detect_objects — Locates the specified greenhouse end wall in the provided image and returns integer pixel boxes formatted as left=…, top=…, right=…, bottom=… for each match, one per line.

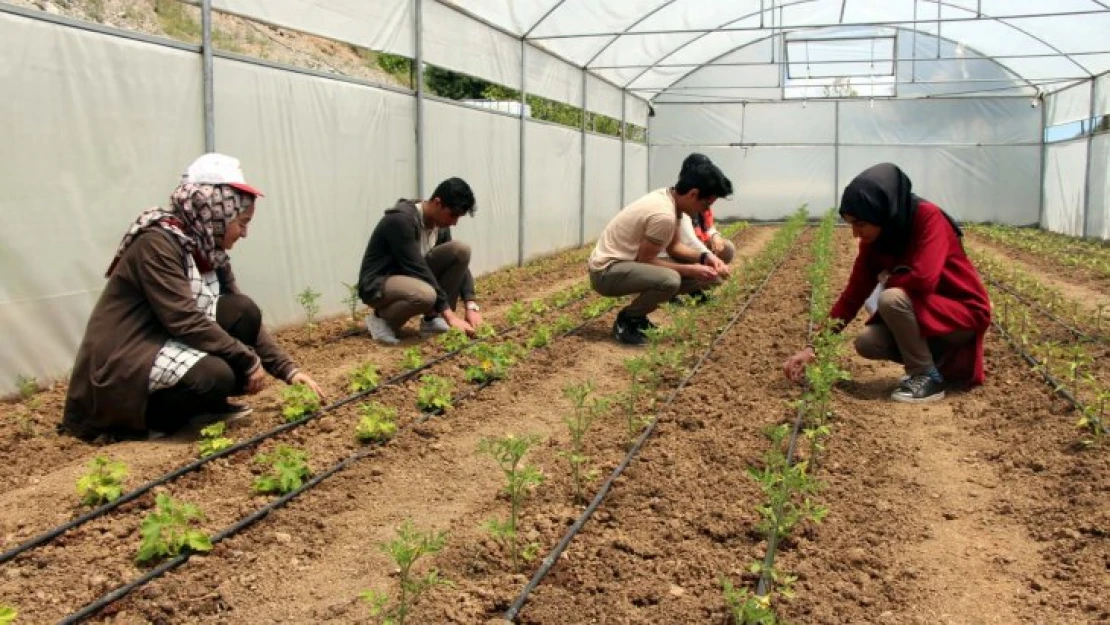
left=649, top=98, right=1043, bottom=225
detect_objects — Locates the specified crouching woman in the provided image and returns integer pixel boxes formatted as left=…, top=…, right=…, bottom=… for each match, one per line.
left=60, top=154, right=326, bottom=441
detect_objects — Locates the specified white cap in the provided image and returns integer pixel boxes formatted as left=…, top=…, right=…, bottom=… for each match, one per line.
left=183, top=153, right=264, bottom=197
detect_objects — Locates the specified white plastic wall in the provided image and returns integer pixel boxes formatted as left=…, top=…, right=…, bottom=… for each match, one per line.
left=583, top=135, right=624, bottom=240
left=0, top=11, right=205, bottom=393
left=423, top=101, right=521, bottom=277
left=523, top=121, right=582, bottom=260
left=213, top=56, right=418, bottom=325
left=1090, top=133, right=1110, bottom=240
left=624, top=143, right=649, bottom=207
left=1042, top=141, right=1089, bottom=237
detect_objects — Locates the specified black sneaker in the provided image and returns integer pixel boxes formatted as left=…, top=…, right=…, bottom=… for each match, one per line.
left=613, top=313, right=647, bottom=346
left=190, top=401, right=254, bottom=427
left=890, top=374, right=946, bottom=403
left=636, top=315, right=658, bottom=331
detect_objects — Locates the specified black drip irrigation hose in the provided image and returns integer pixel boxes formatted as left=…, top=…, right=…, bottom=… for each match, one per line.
left=503, top=229, right=805, bottom=622
left=0, top=289, right=593, bottom=567
left=60, top=313, right=601, bottom=624
left=986, top=276, right=1107, bottom=346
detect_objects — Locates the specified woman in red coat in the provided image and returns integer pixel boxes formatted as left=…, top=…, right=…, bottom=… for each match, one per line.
left=783, top=163, right=991, bottom=403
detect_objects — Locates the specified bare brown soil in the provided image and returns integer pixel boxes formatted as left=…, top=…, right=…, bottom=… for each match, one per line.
left=967, top=235, right=1110, bottom=310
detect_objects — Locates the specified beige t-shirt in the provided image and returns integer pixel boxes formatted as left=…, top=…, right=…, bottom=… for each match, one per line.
left=588, top=188, right=678, bottom=272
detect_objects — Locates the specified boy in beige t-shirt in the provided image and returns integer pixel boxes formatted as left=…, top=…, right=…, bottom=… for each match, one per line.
left=588, top=154, right=733, bottom=345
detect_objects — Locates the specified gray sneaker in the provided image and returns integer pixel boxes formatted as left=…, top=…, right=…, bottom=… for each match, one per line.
left=419, top=315, right=450, bottom=337
left=891, top=374, right=945, bottom=403
left=365, top=313, right=400, bottom=345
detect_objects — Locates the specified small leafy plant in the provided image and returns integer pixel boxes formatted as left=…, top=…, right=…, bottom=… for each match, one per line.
left=527, top=324, right=553, bottom=349
left=296, top=286, right=322, bottom=340
left=749, top=424, right=827, bottom=541
left=505, top=301, right=530, bottom=326
left=252, top=445, right=312, bottom=495
left=136, top=493, right=212, bottom=564
left=349, top=362, right=382, bottom=393
left=356, top=402, right=399, bottom=443
left=561, top=382, right=608, bottom=504
left=401, top=347, right=424, bottom=371
left=281, top=383, right=320, bottom=422
left=722, top=562, right=796, bottom=625
left=76, top=456, right=129, bottom=507
left=479, top=433, right=544, bottom=571
left=437, top=327, right=471, bottom=352
left=464, top=343, right=519, bottom=383
left=342, top=282, right=362, bottom=327
left=14, top=374, right=37, bottom=401
left=552, top=314, right=576, bottom=335
left=623, top=357, right=654, bottom=443
left=475, top=323, right=498, bottom=340
left=416, top=375, right=454, bottom=413
left=197, top=422, right=235, bottom=458
left=0, top=604, right=16, bottom=625
left=359, top=520, right=450, bottom=625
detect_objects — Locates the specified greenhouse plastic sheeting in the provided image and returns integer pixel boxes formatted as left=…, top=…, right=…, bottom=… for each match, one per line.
left=583, top=135, right=624, bottom=241
left=423, top=101, right=521, bottom=277
left=1089, top=134, right=1110, bottom=240
left=1048, top=81, right=1093, bottom=126
left=649, top=103, right=747, bottom=146
left=423, top=0, right=521, bottom=91
left=745, top=103, right=837, bottom=145
left=624, top=143, right=649, bottom=207
left=838, top=145, right=1040, bottom=225
left=839, top=99, right=1040, bottom=145
left=0, top=12, right=205, bottom=395
left=1098, top=74, right=1110, bottom=116
left=525, top=46, right=585, bottom=109
left=212, top=0, right=414, bottom=58
left=523, top=122, right=582, bottom=260
left=649, top=146, right=837, bottom=220
left=626, top=97, right=651, bottom=129
left=1042, top=141, right=1089, bottom=236
left=587, top=73, right=625, bottom=121
left=212, top=56, right=418, bottom=327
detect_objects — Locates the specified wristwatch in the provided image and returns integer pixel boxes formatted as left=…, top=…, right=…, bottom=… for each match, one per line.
left=465, top=301, right=481, bottom=312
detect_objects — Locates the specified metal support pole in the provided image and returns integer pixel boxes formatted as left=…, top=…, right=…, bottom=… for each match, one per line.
left=620, top=91, right=627, bottom=207
left=1038, top=98, right=1047, bottom=227
left=579, top=71, right=588, bottom=246
left=201, top=0, right=214, bottom=152
left=833, top=101, right=840, bottom=209
left=518, top=40, right=527, bottom=266
left=414, top=0, right=426, bottom=197
left=1082, top=77, right=1097, bottom=237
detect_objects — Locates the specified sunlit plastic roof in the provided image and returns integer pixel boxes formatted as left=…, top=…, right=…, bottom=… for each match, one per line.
left=444, top=0, right=1110, bottom=101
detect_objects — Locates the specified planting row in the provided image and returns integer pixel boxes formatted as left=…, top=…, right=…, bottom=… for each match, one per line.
left=968, top=224, right=1110, bottom=285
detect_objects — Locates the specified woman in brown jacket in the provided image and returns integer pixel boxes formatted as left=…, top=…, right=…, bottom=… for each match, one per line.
left=60, top=154, right=326, bottom=441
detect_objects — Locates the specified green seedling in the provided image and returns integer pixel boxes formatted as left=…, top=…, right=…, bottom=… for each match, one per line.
left=437, top=327, right=471, bottom=352
left=356, top=402, right=399, bottom=443
left=464, top=343, right=518, bottom=383
left=552, top=314, right=576, bottom=335
left=253, top=445, right=312, bottom=495
left=505, top=301, right=530, bottom=326
left=478, top=433, right=544, bottom=571
left=475, top=323, right=498, bottom=340
left=136, top=493, right=212, bottom=564
left=197, top=422, right=235, bottom=458
left=416, top=375, right=453, bottom=413
left=76, top=456, right=128, bottom=507
left=349, top=362, right=382, bottom=393
left=14, top=374, right=37, bottom=401
left=722, top=562, right=795, bottom=625
left=623, top=357, right=654, bottom=443
left=296, top=286, right=322, bottom=340
left=0, top=605, right=16, bottom=625
left=281, top=383, right=320, bottom=422
left=342, top=282, right=363, bottom=327
left=560, top=382, right=608, bottom=504
left=360, top=520, right=450, bottom=625
left=749, top=424, right=827, bottom=541
left=529, top=299, right=549, bottom=315
left=401, top=347, right=424, bottom=371
left=526, top=324, right=553, bottom=349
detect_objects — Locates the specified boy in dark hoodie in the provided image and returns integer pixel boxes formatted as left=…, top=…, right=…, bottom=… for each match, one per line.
left=357, top=177, right=481, bottom=344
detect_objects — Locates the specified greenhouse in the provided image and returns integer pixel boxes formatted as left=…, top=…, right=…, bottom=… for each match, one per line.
left=0, top=1, right=1108, bottom=623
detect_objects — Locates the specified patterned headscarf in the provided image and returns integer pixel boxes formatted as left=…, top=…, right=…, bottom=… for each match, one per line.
left=106, top=183, right=254, bottom=277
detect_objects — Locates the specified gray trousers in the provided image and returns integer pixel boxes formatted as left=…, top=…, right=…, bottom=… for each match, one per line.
left=855, top=287, right=975, bottom=375
left=367, top=241, right=470, bottom=329
left=590, top=261, right=700, bottom=317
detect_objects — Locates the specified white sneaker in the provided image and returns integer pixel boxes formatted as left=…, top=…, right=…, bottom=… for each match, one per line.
left=365, top=313, right=400, bottom=345
left=419, top=316, right=450, bottom=337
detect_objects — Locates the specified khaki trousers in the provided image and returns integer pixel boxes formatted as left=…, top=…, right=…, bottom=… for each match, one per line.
left=590, top=261, right=699, bottom=317
left=855, top=287, right=975, bottom=375
left=367, top=241, right=470, bottom=329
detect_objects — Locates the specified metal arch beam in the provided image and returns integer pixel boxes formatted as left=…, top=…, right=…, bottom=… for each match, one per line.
left=917, top=0, right=1094, bottom=79
left=646, top=24, right=1037, bottom=101
left=523, top=0, right=568, bottom=38
left=609, top=0, right=824, bottom=89
left=580, top=0, right=685, bottom=69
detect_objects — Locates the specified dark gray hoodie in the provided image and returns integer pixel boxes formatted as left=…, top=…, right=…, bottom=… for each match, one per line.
left=357, top=199, right=475, bottom=313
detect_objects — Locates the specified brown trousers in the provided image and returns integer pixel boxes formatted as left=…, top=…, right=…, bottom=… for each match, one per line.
left=855, top=287, right=975, bottom=375
left=590, top=261, right=701, bottom=317
left=367, top=241, right=471, bottom=329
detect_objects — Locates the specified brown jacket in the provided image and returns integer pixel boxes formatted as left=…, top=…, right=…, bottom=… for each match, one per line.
left=63, top=229, right=296, bottom=433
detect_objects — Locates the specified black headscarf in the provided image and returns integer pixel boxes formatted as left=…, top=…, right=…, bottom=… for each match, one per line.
left=839, top=163, right=962, bottom=256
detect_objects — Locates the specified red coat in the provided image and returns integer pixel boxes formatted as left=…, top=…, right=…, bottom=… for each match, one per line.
left=829, top=201, right=992, bottom=386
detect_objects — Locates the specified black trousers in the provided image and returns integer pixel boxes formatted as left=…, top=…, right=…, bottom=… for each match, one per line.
left=144, top=294, right=261, bottom=433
